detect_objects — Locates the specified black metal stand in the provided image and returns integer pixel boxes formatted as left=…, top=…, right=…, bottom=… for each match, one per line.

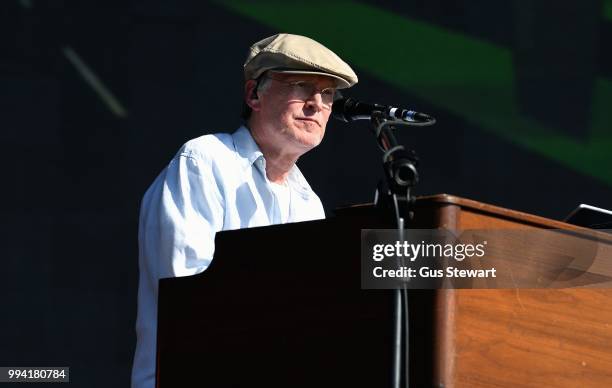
left=370, top=111, right=428, bottom=388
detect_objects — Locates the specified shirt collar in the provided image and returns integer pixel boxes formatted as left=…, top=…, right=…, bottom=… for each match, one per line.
left=232, top=126, right=315, bottom=198
left=233, top=125, right=264, bottom=167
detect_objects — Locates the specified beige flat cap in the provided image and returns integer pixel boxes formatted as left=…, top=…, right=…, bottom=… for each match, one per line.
left=244, top=33, right=358, bottom=89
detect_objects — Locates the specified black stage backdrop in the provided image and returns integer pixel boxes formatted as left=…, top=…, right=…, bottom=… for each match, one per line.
left=1, top=1, right=611, bottom=386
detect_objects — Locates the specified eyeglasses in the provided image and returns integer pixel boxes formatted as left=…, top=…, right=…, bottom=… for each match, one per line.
left=266, top=77, right=336, bottom=109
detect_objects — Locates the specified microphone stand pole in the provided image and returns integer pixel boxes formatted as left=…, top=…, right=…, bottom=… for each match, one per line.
left=370, top=111, right=420, bottom=388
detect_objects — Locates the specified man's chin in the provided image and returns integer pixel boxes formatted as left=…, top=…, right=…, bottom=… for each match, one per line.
left=293, top=133, right=322, bottom=151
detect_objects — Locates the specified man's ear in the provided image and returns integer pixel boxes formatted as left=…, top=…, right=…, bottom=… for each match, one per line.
left=244, top=80, right=261, bottom=111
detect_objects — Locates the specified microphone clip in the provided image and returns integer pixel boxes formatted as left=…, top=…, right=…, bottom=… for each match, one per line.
left=371, top=112, right=420, bottom=199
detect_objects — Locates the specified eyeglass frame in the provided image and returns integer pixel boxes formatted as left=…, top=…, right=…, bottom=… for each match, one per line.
left=261, top=74, right=337, bottom=109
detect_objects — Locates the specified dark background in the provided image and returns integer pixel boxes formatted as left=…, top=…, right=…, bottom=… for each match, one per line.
left=1, top=0, right=611, bottom=386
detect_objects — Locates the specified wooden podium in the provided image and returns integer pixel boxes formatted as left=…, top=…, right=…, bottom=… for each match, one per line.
left=156, top=194, right=612, bottom=387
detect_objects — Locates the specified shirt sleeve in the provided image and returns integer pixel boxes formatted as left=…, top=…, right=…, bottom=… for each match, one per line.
left=133, top=148, right=225, bottom=388
left=139, top=149, right=225, bottom=282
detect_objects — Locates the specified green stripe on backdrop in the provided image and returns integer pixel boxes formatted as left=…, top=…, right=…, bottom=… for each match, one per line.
left=217, top=0, right=612, bottom=186
left=604, top=0, right=612, bottom=22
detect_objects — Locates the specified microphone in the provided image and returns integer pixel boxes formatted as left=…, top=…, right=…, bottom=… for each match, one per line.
left=332, top=97, right=435, bottom=123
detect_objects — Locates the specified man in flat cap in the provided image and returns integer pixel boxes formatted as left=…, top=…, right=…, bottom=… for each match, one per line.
left=131, top=33, right=357, bottom=388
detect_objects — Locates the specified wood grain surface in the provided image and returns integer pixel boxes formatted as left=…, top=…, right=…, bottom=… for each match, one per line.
left=418, top=195, right=612, bottom=388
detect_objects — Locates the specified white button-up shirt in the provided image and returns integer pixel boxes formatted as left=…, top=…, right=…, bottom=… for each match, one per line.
left=131, top=126, right=325, bottom=388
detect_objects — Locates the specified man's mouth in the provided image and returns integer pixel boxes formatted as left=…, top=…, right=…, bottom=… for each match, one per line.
left=296, top=117, right=320, bottom=127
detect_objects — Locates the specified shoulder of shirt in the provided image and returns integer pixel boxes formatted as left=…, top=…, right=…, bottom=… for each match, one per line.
left=175, top=132, right=234, bottom=163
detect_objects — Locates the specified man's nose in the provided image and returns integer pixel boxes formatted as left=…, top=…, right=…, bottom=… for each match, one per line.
left=305, top=92, right=324, bottom=111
